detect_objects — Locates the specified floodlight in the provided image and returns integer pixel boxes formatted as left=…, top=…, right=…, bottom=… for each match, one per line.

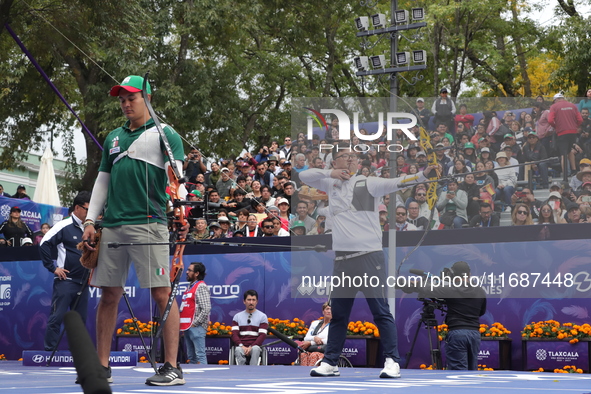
left=412, top=8, right=425, bottom=21
left=370, top=13, right=387, bottom=28
left=412, top=50, right=427, bottom=64
left=355, top=16, right=369, bottom=31
left=394, top=10, right=409, bottom=24
left=396, top=52, right=411, bottom=66
left=354, top=56, right=370, bottom=71
left=370, top=55, right=386, bottom=69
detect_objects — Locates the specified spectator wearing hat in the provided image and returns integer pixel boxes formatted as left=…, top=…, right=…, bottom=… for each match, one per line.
left=546, top=191, right=568, bottom=223
left=521, top=132, right=549, bottom=188
left=266, top=205, right=289, bottom=231
left=549, top=93, right=583, bottom=177
left=501, top=134, right=524, bottom=163
left=216, top=168, right=234, bottom=199
left=432, top=88, right=456, bottom=134
left=455, top=104, right=475, bottom=131
left=307, top=214, right=326, bottom=235
left=413, top=97, right=431, bottom=128
left=276, top=197, right=292, bottom=223
left=566, top=203, right=587, bottom=223
left=207, top=221, right=223, bottom=239
left=462, top=142, right=477, bottom=165
left=290, top=220, right=307, bottom=236
left=569, top=158, right=591, bottom=191
left=217, top=216, right=234, bottom=238
left=415, top=151, right=428, bottom=172
left=478, top=147, right=492, bottom=163
left=0, top=184, right=11, bottom=198
left=13, top=184, right=30, bottom=200
left=494, top=152, right=517, bottom=209
left=0, top=206, right=33, bottom=247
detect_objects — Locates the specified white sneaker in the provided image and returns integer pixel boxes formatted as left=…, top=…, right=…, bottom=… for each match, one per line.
left=380, top=358, right=401, bottom=378
left=310, top=362, right=340, bottom=377
left=505, top=206, right=511, bottom=213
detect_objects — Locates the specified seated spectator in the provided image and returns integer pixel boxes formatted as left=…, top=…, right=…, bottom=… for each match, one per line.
left=571, top=160, right=591, bottom=192
left=190, top=218, right=209, bottom=240
left=290, top=201, right=315, bottom=233
left=493, top=152, right=516, bottom=209
left=12, top=185, right=30, bottom=200
left=547, top=191, right=568, bottom=223
left=254, top=162, right=275, bottom=188
left=565, top=203, right=587, bottom=223
left=276, top=198, right=291, bottom=223
left=510, top=188, right=542, bottom=220
left=270, top=217, right=289, bottom=237
left=447, top=159, right=471, bottom=182
left=218, top=216, right=234, bottom=238
left=216, top=168, right=234, bottom=199
left=231, top=290, right=268, bottom=365
left=260, top=217, right=276, bottom=237
left=297, top=303, right=332, bottom=366
left=468, top=202, right=499, bottom=227
left=537, top=204, right=557, bottom=224
left=394, top=206, right=416, bottom=231
left=290, top=220, right=307, bottom=236
left=473, top=161, right=496, bottom=189
left=267, top=205, right=288, bottom=230
left=521, top=132, right=549, bottom=188
left=409, top=185, right=440, bottom=229
left=34, top=223, right=51, bottom=245
left=235, top=175, right=252, bottom=194
left=0, top=206, right=33, bottom=247
left=307, top=214, right=326, bottom=235
left=247, top=180, right=262, bottom=199
left=511, top=203, right=534, bottom=226
left=460, top=173, right=481, bottom=219
left=406, top=201, right=429, bottom=230
left=245, top=214, right=262, bottom=237
left=437, top=179, right=468, bottom=229
left=232, top=209, right=250, bottom=231
left=206, top=162, right=222, bottom=186
left=207, top=221, right=223, bottom=239
left=260, top=185, right=276, bottom=207
left=0, top=184, right=11, bottom=197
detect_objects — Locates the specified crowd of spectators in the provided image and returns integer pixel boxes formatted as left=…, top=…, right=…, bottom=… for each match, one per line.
left=175, top=92, right=591, bottom=237
left=3, top=92, right=591, bottom=245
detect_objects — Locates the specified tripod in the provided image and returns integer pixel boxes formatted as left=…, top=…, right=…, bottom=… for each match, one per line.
left=404, top=298, right=446, bottom=370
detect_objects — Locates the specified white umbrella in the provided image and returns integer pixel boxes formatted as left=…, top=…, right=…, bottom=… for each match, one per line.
left=33, top=146, right=61, bottom=206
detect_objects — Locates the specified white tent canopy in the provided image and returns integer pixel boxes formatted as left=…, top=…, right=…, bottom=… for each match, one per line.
left=33, top=146, right=61, bottom=207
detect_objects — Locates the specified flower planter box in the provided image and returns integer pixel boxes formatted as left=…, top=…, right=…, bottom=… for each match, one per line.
left=522, top=338, right=591, bottom=372
left=342, top=336, right=380, bottom=367
left=205, top=336, right=231, bottom=364
left=115, top=334, right=153, bottom=357
left=479, top=338, right=512, bottom=370
left=440, top=338, right=512, bottom=370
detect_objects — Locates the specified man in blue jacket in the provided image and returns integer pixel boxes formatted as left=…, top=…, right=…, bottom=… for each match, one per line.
left=40, top=191, right=91, bottom=351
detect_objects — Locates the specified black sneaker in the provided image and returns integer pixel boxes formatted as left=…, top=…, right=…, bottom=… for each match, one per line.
left=75, top=365, right=113, bottom=384
left=145, top=362, right=185, bottom=386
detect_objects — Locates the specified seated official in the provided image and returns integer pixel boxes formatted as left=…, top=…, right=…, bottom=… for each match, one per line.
left=296, top=303, right=331, bottom=366
left=231, top=290, right=268, bottom=365
left=400, top=261, right=486, bottom=370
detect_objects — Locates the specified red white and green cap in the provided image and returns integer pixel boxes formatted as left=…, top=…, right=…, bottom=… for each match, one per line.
left=109, top=75, right=152, bottom=96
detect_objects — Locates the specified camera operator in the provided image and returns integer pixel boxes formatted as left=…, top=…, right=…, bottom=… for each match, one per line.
left=401, top=261, right=486, bottom=370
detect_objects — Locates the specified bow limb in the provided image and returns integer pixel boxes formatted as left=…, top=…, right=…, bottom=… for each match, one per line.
left=419, top=127, right=441, bottom=210
left=141, top=73, right=187, bottom=355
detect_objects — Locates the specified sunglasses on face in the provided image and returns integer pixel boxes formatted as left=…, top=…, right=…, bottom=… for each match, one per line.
left=517, top=210, right=528, bottom=215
